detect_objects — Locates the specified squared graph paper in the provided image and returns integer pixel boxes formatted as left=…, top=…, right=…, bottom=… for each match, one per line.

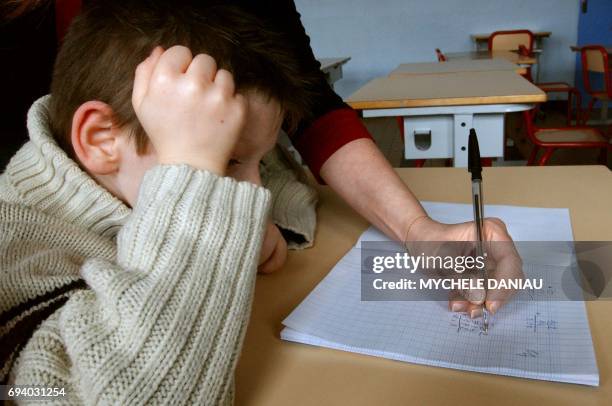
left=281, top=203, right=599, bottom=386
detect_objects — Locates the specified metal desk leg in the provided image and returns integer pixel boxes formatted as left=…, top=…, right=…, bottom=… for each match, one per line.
left=454, top=113, right=505, bottom=167
left=453, top=114, right=474, bottom=167
left=364, top=105, right=526, bottom=167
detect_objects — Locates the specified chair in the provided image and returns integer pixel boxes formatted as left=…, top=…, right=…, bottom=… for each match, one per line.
left=535, top=83, right=583, bottom=126
left=490, top=32, right=583, bottom=126
left=488, top=29, right=534, bottom=52
left=522, top=108, right=610, bottom=165
left=488, top=29, right=534, bottom=81
left=580, top=45, right=612, bottom=123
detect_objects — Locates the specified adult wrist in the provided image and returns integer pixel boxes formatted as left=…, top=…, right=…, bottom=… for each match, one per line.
left=404, top=215, right=442, bottom=243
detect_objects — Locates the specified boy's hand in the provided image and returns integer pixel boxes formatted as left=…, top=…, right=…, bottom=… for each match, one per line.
left=132, top=46, right=246, bottom=175
left=258, top=222, right=288, bottom=274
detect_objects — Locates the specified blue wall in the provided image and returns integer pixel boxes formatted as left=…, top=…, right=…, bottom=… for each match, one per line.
left=296, top=0, right=580, bottom=99
left=575, top=0, right=612, bottom=107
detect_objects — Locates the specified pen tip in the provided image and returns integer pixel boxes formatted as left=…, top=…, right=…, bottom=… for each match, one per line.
left=482, top=309, right=489, bottom=334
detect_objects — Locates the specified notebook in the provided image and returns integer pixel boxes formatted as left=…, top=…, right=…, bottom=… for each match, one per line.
left=281, top=202, right=599, bottom=386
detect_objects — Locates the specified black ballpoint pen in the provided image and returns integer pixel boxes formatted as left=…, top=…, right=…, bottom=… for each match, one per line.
left=468, top=129, right=489, bottom=334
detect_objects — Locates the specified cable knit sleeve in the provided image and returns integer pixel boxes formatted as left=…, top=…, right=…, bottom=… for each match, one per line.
left=261, top=146, right=318, bottom=249
left=10, top=165, right=271, bottom=405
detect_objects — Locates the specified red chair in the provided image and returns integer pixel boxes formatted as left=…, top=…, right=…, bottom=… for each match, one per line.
left=580, top=45, right=612, bottom=123
left=491, top=32, right=584, bottom=126
left=522, top=109, right=610, bottom=165
left=488, top=29, right=534, bottom=81
left=536, top=83, right=583, bottom=126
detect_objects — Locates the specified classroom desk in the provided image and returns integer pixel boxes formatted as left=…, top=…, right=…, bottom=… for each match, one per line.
left=446, top=50, right=537, bottom=66
left=318, top=57, right=351, bottom=89
left=345, top=71, right=546, bottom=166
left=235, top=165, right=612, bottom=406
left=390, top=59, right=527, bottom=76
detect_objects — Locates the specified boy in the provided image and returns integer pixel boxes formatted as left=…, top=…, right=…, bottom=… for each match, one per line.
left=0, top=2, right=317, bottom=404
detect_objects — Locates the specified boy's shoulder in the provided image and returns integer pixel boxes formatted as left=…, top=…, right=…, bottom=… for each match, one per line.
left=0, top=182, right=116, bottom=272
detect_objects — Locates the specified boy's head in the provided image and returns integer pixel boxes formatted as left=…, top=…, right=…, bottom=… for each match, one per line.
left=49, top=1, right=315, bottom=205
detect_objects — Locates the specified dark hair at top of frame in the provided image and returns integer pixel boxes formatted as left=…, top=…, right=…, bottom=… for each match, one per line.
left=49, top=0, right=317, bottom=156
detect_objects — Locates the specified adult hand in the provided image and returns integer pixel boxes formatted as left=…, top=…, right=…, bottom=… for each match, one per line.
left=407, top=216, right=524, bottom=318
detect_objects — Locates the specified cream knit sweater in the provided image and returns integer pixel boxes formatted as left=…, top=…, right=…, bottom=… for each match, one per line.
left=0, top=97, right=317, bottom=405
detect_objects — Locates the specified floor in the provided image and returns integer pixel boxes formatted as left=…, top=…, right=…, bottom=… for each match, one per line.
left=364, top=102, right=612, bottom=169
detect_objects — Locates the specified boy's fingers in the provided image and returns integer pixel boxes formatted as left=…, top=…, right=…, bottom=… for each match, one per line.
left=154, top=45, right=193, bottom=78
left=132, top=46, right=164, bottom=107
left=258, top=236, right=288, bottom=274
left=214, top=69, right=236, bottom=95
left=187, top=53, right=217, bottom=83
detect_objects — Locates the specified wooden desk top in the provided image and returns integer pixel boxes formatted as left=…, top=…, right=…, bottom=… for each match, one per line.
left=318, top=57, right=351, bottom=73
left=236, top=165, right=612, bottom=406
left=390, top=59, right=526, bottom=76
left=472, top=31, right=552, bottom=42
left=446, top=50, right=537, bottom=65
left=345, top=70, right=546, bottom=110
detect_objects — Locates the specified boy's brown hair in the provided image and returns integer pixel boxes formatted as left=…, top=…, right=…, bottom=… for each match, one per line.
left=49, top=1, right=316, bottom=157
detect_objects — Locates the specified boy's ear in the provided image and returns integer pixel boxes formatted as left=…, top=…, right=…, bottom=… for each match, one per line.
left=71, top=101, right=122, bottom=175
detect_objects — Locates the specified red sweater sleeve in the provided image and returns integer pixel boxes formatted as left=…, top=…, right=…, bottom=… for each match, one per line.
left=292, top=108, right=373, bottom=183
left=55, top=0, right=82, bottom=43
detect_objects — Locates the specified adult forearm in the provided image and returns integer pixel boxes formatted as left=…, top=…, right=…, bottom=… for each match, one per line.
left=320, top=138, right=427, bottom=242
left=320, top=139, right=523, bottom=316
